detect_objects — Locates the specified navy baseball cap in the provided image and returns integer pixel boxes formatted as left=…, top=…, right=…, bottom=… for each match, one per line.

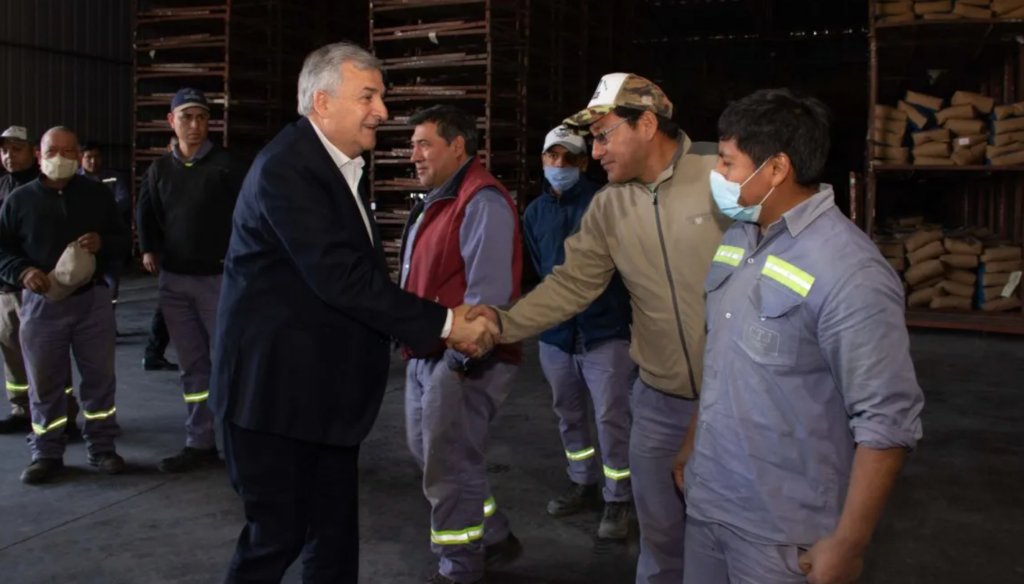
left=171, top=88, right=210, bottom=113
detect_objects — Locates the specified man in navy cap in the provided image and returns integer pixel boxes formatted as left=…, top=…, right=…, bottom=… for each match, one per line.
left=137, top=88, right=246, bottom=473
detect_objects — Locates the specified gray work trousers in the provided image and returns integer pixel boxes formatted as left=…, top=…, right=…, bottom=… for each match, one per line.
left=406, top=356, right=518, bottom=584
left=683, top=517, right=809, bottom=584
left=21, top=286, right=118, bottom=459
left=3, top=290, right=78, bottom=420
left=631, top=380, right=698, bottom=584
left=538, top=339, right=635, bottom=502
left=158, top=271, right=220, bottom=450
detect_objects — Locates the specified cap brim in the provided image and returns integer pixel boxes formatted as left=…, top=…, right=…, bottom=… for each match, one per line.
left=173, top=102, right=210, bottom=113
left=562, top=105, right=615, bottom=136
left=0, top=137, right=29, bottom=145
left=543, top=140, right=586, bottom=155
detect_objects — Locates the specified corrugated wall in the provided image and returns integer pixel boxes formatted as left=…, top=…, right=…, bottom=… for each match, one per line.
left=0, top=0, right=133, bottom=171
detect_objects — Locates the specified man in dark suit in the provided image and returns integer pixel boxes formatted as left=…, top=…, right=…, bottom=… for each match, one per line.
left=211, top=42, right=499, bottom=584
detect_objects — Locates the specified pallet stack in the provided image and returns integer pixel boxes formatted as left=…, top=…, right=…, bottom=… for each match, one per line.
left=876, top=218, right=1023, bottom=312
left=369, top=0, right=530, bottom=281
left=873, top=1, right=1024, bottom=23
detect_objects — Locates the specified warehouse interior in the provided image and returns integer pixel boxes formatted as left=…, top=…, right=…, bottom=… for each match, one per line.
left=0, top=0, right=1022, bottom=582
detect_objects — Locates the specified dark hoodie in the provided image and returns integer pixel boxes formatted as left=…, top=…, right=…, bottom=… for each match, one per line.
left=0, top=166, right=40, bottom=205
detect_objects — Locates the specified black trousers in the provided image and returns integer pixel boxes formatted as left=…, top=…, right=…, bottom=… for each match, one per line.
left=145, top=308, right=169, bottom=359
left=223, top=423, right=360, bottom=584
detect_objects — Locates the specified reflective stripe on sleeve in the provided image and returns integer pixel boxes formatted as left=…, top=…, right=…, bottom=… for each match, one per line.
left=484, top=496, right=496, bottom=518
left=6, top=381, right=28, bottom=392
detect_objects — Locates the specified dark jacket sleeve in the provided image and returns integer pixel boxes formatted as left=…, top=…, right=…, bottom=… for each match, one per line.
left=256, top=156, right=448, bottom=354
left=0, top=196, right=32, bottom=287
left=522, top=203, right=543, bottom=276
left=136, top=163, right=161, bottom=254
left=99, top=185, right=131, bottom=266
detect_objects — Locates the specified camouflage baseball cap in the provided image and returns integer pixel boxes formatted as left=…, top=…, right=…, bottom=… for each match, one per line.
left=563, top=73, right=673, bottom=135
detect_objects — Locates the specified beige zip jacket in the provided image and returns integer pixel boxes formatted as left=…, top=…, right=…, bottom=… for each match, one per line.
left=496, top=133, right=731, bottom=399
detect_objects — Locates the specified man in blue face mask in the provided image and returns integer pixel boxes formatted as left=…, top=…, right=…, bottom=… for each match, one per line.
left=522, top=126, right=637, bottom=540
left=677, top=89, right=924, bottom=584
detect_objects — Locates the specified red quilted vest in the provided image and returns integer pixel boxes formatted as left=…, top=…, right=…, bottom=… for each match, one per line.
left=402, top=158, right=523, bottom=364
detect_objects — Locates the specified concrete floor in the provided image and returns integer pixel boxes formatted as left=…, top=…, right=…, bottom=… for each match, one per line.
left=0, top=274, right=1021, bottom=583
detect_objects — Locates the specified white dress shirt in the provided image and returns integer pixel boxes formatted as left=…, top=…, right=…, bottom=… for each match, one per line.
left=309, top=119, right=453, bottom=338
left=310, top=120, right=373, bottom=242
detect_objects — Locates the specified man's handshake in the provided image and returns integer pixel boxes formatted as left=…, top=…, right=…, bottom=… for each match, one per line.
left=446, top=304, right=502, bottom=358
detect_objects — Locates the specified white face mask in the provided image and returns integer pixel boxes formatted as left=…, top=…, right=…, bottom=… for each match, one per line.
left=40, top=154, right=79, bottom=181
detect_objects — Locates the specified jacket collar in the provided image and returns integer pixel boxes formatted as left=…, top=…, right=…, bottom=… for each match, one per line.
left=424, top=156, right=477, bottom=205
left=783, top=184, right=836, bottom=237
left=643, top=131, right=691, bottom=193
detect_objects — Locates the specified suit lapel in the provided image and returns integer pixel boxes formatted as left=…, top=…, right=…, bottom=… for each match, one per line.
left=358, top=177, right=388, bottom=268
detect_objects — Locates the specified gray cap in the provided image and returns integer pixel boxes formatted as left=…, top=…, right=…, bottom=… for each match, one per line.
left=0, top=126, right=31, bottom=145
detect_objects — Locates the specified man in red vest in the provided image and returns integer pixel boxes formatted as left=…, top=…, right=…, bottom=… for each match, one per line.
left=399, top=105, right=524, bottom=584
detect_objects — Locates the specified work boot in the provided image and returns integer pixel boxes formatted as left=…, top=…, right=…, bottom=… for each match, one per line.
left=21, top=459, right=65, bottom=484
left=0, top=414, right=31, bottom=434
left=485, top=533, right=523, bottom=567
left=597, top=502, right=631, bottom=540
left=143, top=356, right=178, bottom=371
left=547, top=481, right=599, bottom=517
left=158, top=447, right=221, bottom=473
left=88, top=451, right=126, bottom=475
left=425, top=574, right=485, bottom=584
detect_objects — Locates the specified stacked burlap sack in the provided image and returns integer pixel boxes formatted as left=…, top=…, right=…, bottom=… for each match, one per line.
left=874, top=1, right=1024, bottom=23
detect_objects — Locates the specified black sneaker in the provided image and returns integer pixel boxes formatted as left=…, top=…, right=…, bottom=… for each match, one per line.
left=485, top=533, right=523, bottom=567
left=425, top=574, right=485, bottom=584
left=597, top=501, right=631, bottom=540
left=143, top=356, right=179, bottom=371
left=158, top=447, right=221, bottom=473
left=0, top=414, right=31, bottom=435
left=88, top=451, right=126, bottom=475
left=21, top=458, right=65, bottom=484
left=547, top=481, right=600, bottom=517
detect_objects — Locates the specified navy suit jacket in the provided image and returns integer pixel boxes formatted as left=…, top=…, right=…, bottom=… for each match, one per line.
left=211, top=117, right=448, bottom=447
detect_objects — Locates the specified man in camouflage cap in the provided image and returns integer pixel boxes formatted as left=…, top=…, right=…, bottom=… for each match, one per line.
left=456, top=72, right=731, bottom=584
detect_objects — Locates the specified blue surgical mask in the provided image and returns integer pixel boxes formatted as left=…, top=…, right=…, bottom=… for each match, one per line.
left=544, top=166, right=580, bottom=193
left=709, top=158, right=776, bottom=223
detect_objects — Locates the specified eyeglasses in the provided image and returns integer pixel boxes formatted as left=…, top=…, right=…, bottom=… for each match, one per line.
left=591, top=118, right=628, bottom=146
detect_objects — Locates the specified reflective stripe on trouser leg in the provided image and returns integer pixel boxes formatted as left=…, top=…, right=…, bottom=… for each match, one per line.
left=410, top=357, right=517, bottom=583
left=159, top=272, right=221, bottom=450
left=538, top=342, right=600, bottom=486
left=20, top=292, right=77, bottom=459
left=630, top=380, right=697, bottom=584
left=69, top=286, right=120, bottom=456
left=578, top=338, right=635, bottom=502
left=0, top=290, right=29, bottom=416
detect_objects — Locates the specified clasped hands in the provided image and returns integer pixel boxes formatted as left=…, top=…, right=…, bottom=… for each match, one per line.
left=446, top=304, right=501, bottom=359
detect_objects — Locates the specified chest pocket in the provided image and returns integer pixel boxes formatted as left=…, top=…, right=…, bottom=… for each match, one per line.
left=736, top=277, right=804, bottom=367
left=703, top=263, right=734, bottom=333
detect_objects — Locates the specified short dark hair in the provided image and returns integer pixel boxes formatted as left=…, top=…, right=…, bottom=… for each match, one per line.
left=80, top=141, right=101, bottom=153
left=613, top=106, right=680, bottom=139
left=717, top=89, right=831, bottom=186
left=409, top=105, right=479, bottom=155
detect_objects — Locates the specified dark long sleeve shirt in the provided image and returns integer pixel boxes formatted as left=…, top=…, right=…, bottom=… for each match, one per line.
left=136, top=142, right=245, bottom=275
left=0, top=176, right=130, bottom=289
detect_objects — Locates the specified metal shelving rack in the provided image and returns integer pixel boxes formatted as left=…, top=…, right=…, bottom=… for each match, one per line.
left=865, top=9, right=1024, bottom=334
left=368, top=0, right=531, bottom=281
